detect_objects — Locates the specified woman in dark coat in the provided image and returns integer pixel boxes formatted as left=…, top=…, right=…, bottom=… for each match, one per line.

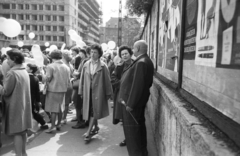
left=111, top=45, right=133, bottom=146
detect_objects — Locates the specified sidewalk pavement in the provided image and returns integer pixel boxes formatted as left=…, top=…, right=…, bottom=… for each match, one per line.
left=0, top=101, right=158, bottom=156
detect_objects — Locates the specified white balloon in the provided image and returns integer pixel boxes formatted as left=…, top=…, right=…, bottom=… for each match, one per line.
left=68, top=29, right=77, bottom=36
left=70, top=33, right=81, bottom=42
left=0, top=17, right=7, bottom=32
left=29, top=32, right=35, bottom=39
left=76, top=40, right=86, bottom=49
left=18, top=41, right=24, bottom=47
left=31, top=44, right=44, bottom=67
left=108, top=41, right=116, bottom=50
left=101, top=43, right=108, bottom=52
left=2, top=19, right=21, bottom=38
left=46, top=48, right=50, bottom=52
left=1, top=47, right=12, bottom=56
left=45, top=42, right=50, bottom=47
left=49, top=45, right=58, bottom=52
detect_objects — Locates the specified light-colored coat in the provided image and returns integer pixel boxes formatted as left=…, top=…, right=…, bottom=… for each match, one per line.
left=0, top=65, right=32, bottom=135
left=79, top=60, right=113, bottom=120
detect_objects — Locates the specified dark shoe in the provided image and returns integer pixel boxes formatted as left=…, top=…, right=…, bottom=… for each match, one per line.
left=56, top=125, right=61, bottom=131
left=72, top=122, right=86, bottom=129
left=90, top=126, right=99, bottom=135
left=119, top=140, right=126, bottom=146
left=71, top=118, right=78, bottom=122
left=40, top=125, right=49, bottom=130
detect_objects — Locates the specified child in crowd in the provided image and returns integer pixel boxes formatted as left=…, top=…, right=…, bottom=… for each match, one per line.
left=26, top=63, right=48, bottom=129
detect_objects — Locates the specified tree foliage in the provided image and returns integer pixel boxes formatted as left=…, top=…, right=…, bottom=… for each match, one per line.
left=125, top=0, right=153, bottom=16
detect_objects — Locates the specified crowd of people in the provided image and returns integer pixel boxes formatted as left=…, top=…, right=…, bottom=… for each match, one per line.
left=0, top=39, right=154, bottom=156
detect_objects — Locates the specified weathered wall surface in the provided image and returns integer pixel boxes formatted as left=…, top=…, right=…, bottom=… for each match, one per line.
left=146, top=77, right=240, bottom=156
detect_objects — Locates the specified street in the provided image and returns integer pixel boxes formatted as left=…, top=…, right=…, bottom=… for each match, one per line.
left=0, top=102, right=158, bottom=156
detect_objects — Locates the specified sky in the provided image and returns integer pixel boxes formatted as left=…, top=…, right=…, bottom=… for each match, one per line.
left=97, top=0, right=127, bottom=26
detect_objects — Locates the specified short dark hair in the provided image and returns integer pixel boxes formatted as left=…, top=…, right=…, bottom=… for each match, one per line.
left=7, top=49, right=25, bottom=64
left=71, top=46, right=80, bottom=54
left=50, top=49, right=62, bottom=60
left=79, top=49, right=87, bottom=57
left=118, top=45, right=133, bottom=58
left=91, top=44, right=103, bottom=58
left=27, top=63, right=38, bottom=74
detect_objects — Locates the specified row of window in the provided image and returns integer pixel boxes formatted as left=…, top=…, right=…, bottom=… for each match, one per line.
left=1, top=14, right=65, bottom=22
left=8, top=35, right=65, bottom=42
left=1, top=3, right=64, bottom=11
left=22, top=25, right=65, bottom=32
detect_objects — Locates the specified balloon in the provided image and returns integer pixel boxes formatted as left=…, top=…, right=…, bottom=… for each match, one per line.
left=68, top=29, right=77, bottom=36
left=46, top=48, right=50, bottom=52
left=1, top=47, right=12, bottom=56
left=70, top=33, right=81, bottom=42
left=76, top=40, right=86, bottom=49
left=108, top=41, right=116, bottom=50
left=2, top=19, right=21, bottom=38
left=0, top=17, right=7, bottom=32
left=29, top=32, right=35, bottom=39
left=17, top=41, right=24, bottom=47
left=61, top=43, right=66, bottom=50
left=31, top=44, right=44, bottom=67
left=101, top=43, right=108, bottom=52
left=45, top=42, right=50, bottom=47
left=49, top=45, right=58, bottom=52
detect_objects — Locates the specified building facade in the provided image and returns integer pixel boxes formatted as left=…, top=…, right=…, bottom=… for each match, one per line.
left=0, top=0, right=100, bottom=49
left=100, top=17, right=141, bottom=47
left=141, top=0, right=240, bottom=156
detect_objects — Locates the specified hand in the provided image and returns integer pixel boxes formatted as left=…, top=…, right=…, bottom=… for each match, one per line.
left=126, top=106, right=133, bottom=112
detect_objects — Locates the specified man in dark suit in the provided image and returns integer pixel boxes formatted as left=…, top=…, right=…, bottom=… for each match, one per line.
left=118, top=40, right=154, bottom=156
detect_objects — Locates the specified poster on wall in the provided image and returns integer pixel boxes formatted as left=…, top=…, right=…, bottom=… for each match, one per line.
left=195, top=0, right=220, bottom=67
left=184, top=0, right=240, bottom=69
left=184, top=0, right=198, bottom=60
left=158, top=0, right=181, bottom=72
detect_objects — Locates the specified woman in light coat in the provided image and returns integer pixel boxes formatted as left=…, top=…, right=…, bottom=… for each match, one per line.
left=44, top=49, right=70, bottom=133
left=79, top=44, right=113, bottom=141
left=0, top=49, right=32, bottom=156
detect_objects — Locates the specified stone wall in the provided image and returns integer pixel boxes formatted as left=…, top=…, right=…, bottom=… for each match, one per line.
left=146, top=77, right=240, bottom=156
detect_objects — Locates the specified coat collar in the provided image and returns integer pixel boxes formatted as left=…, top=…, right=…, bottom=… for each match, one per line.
left=10, top=64, right=25, bottom=71
left=122, top=53, right=148, bottom=74
left=85, top=59, right=105, bottom=74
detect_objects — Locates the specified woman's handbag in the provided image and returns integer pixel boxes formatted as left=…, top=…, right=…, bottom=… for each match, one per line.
left=72, top=79, right=80, bottom=89
left=42, top=83, right=47, bottom=95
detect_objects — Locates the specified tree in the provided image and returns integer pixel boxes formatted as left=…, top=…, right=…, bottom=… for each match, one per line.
left=122, top=16, right=141, bottom=47
left=125, top=0, right=153, bottom=16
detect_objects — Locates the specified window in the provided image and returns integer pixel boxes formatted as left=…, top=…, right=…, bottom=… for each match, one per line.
left=34, top=35, right=38, bottom=40
left=46, top=15, right=51, bottom=21
left=32, top=4, right=37, bottom=10
left=53, top=36, right=57, bottom=41
left=39, top=5, right=43, bottom=10
left=59, top=36, right=64, bottom=41
left=39, top=25, right=43, bottom=31
left=18, top=14, right=24, bottom=20
left=39, top=15, right=43, bottom=21
left=22, top=25, right=25, bottom=30
left=53, top=16, right=57, bottom=21
left=59, top=16, right=64, bottom=21
left=59, top=26, right=64, bottom=31
left=18, top=4, right=23, bottom=10
left=26, top=25, right=30, bottom=30
left=59, top=5, right=64, bottom=11
left=12, top=4, right=16, bottom=9
left=19, top=35, right=24, bottom=40
left=53, top=26, right=57, bottom=31
left=39, top=35, right=44, bottom=41
left=26, top=15, right=30, bottom=20
left=46, top=26, right=51, bottom=31
left=32, top=15, right=37, bottom=20
left=32, top=25, right=38, bottom=31
left=11, top=14, right=16, bottom=19
left=53, top=5, right=57, bottom=10
left=25, top=4, right=29, bottom=10
left=3, top=4, right=10, bottom=9
left=46, top=35, right=51, bottom=41
left=45, top=5, right=51, bottom=10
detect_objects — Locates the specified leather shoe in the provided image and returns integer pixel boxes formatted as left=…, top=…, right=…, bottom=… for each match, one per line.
left=72, top=123, right=86, bottom=129
left=71, top=118, right=78, bottom=122
left=119, top=140, right=126, bottom=146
